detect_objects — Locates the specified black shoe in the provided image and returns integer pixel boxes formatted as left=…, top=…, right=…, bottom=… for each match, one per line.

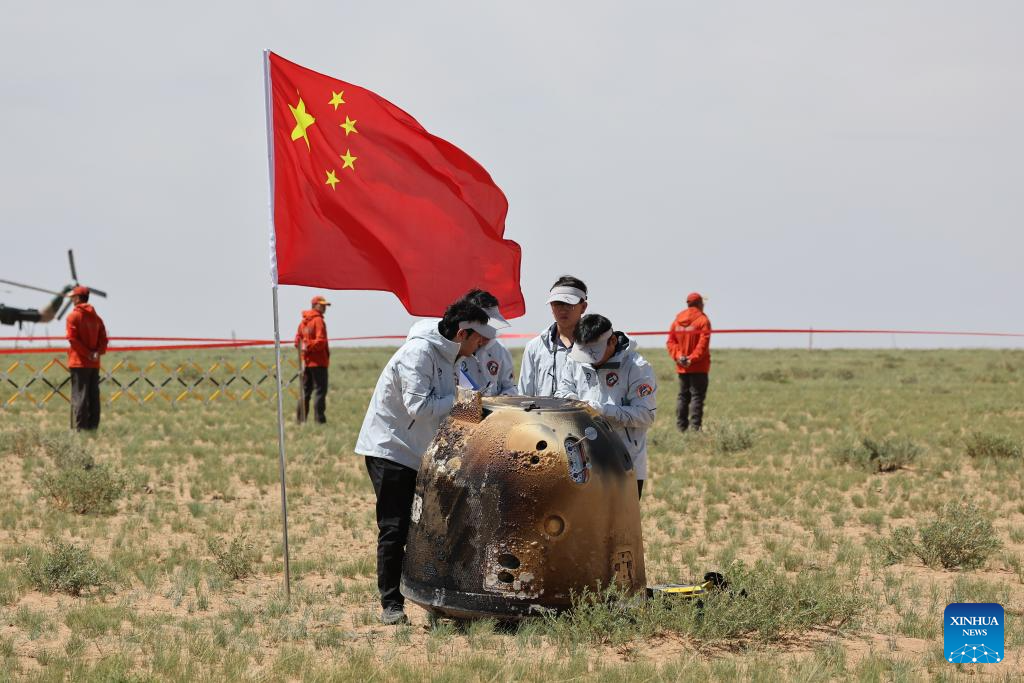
left=381, top=605, right=409, bottom=625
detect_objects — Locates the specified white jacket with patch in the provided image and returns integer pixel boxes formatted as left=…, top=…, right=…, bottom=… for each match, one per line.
left=555, top=333, right=657, bottom=479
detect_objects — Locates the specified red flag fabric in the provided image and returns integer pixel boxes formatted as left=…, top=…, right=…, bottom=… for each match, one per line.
left=266, top=52, right=525, bottom=318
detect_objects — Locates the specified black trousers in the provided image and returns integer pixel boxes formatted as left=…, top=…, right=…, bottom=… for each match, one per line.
left=365, top=456, right=418, bottom=609
left=297, top=367, right=328, bottom=423
left=70, top=367, right=101, bottom=431
left=676, top=373, right=709, bottom=431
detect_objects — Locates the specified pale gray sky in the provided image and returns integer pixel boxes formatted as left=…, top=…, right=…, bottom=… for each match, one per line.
left=2, top=1, right=1021, bottom=349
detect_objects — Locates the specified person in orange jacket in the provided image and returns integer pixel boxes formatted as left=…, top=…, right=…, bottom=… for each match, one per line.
left=65, top=285, right=108, bottom=431
left=295, top=295, right=331, bottom=423
left=666, top=292, right=711, bottom=432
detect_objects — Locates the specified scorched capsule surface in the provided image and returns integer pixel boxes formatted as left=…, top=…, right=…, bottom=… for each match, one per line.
left=401, top=395, right=646, bottom=619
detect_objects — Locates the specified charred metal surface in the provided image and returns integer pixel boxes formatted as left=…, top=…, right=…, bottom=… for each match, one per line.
left=401, top=396, right=646, bottom=619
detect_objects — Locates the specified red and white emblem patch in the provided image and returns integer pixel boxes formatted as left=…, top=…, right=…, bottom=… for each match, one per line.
left=605, top=371, right=619, bottom=387
left=637, top=383, right=653, bottom=398
left=487, top=360, right=499, bottom=376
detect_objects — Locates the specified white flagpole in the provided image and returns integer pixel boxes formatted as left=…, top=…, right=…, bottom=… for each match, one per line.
left=263, top=48, right=291, bottom=602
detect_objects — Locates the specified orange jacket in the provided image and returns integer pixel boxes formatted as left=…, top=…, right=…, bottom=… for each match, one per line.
left=666, top=306, right=711, bottom=374
left=295, top=310, right=329, bottom=367
left=66, top=303, right=108, bottom=369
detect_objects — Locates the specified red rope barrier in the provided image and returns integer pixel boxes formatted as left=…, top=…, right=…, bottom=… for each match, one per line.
left=2, top=328, right=1022, bottom=354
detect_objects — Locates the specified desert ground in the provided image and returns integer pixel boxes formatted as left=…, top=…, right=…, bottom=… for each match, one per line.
left=1, top=347, right=1022, bottom=681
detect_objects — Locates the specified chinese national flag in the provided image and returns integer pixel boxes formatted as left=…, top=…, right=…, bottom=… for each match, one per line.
left=266, top=52, right=524, bottom=318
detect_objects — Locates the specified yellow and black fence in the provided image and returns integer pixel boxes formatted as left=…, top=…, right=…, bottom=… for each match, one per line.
left=2, top=355, right=303, bottom=409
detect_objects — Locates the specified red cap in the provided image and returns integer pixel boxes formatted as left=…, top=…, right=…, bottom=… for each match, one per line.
left=311, top=295, right=331, bottom=307
left=686, top=292, right=703, bottom=304
left=70, top=285, right=90, bottom=298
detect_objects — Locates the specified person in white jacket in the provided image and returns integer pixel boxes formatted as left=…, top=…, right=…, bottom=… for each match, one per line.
left=355, top=300, right=494, bottom=625
left=404, top=290, right=515, bottom=396
left=517, top=275, right=588, bottom=396
left=555, top=314, right=657, bottom=499
left=456, top=289, right=516, bottom=396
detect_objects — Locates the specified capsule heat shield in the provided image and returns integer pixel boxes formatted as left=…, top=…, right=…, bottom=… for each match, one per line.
left=401, top=396, right=646, bottom=619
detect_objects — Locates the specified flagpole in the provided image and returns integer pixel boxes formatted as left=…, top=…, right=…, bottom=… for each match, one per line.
left=263, top=48, right=291, bottom=602
left=271, top=286, right=291, bottom=601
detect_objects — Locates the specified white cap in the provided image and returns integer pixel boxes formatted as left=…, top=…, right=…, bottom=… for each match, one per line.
left=459, top=320, right=497, bottom=340
left=484, top=306, right=511, bottom=329
left=547, top=285, right=587, bottom=305
left=569, top=329, right=613, bottom=365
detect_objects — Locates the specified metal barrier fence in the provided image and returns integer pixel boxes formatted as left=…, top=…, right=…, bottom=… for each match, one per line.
left=2, top=356, right=302, bottom=408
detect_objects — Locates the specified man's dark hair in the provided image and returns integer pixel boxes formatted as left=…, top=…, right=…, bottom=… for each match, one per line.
left=77, top=292, right=90, bottom=303
left=438, top=300, right=489, bottom=340
left=575, top=314, right=612, bottom=345
left=460, top=288, right=499, bottom=310
left=550, top=275, right=588, bottom=294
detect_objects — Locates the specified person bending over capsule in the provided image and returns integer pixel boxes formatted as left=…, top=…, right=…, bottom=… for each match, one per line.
left=355, top=299, right=495, bottom=626
left=555, top=314, right=657, bottom=498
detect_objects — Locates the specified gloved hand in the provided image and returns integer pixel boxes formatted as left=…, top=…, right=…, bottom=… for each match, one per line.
left=676, top=356, right=690, bottom=368
left=584, top=400, right=605, bottom=416
left=456, top=385, right=482, bottom=405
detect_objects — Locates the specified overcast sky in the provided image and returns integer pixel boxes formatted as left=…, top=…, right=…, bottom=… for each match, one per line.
left=2, top=1, right=1021, bottom=349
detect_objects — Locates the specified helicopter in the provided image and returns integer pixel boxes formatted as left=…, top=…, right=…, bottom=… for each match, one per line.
left=0, top=250, right=108, bottom=327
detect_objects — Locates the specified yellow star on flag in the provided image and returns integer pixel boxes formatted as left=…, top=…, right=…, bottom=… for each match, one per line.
left=325, top=169, right=340, bottom=189
left=340, top=116, right=358, bottom=136
left=328, top=91, right=346, bottom=110
left=340, top=149, right=358, bottom=170
left=288, top=97, right=316, bottom=150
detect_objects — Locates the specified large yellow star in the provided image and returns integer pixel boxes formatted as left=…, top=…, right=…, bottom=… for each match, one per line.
left=325, top=169, right=340, bottom=189
left=288, top=97, right=316, bottom=150
left=340, top=116, right=358, bottom=136
left=340, top=149, right=357, bottom=170
left=328, top=91, right=346, bottom=110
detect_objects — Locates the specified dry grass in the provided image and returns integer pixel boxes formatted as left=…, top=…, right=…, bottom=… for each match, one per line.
left=1, top=347, right=1022, bottom=681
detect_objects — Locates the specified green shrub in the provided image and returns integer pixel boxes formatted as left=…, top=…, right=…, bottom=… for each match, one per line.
left=41, top=431, right=94, bottom=470
left=965, top=432, right=1021, bottom=460
left=916, top=502, right=1001, bottom=570
left=871, top=503, right=1001, bottom=570
left=41, top=459, right=126, bottom=515
left=25, top=540, right=109, bottom=596
left=712, top=422, right=755, bottom=454
left=208, top=535, right=260, bottom=580
left=832, top=437, right=919, bottom=472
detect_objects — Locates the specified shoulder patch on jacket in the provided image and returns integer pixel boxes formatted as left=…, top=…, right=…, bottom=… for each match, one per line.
left=637, top=383, right=653, bottom=398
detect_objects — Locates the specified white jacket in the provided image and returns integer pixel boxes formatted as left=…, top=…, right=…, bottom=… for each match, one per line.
left=517, top=324, right=573, bottom=397
left=555, top=333, right=657, bottom=479
left=355, top=320, right=460, bottom=471
left=458, top=340, right=516, bottom=396
left=407, top=319, right=516, bottom=397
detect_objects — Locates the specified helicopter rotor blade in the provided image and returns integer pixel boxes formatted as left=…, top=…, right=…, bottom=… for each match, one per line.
left=0, top=278, right=65, bottom=297
left=68, top=249, right=79, bottom=283
left=83, top=286, right=108, bottom=298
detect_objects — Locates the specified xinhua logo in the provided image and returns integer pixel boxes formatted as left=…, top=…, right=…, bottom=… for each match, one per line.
left=944, top=603, right=1004, bottom=663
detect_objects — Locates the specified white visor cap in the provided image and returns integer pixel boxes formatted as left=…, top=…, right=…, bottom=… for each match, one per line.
left=569, top=329, right=613, bottom=365
left=484, top=306, right=511, bottom=329
left=547, top=286, right=587, bottom=305
left=459, top=320, right=497, bottom=340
